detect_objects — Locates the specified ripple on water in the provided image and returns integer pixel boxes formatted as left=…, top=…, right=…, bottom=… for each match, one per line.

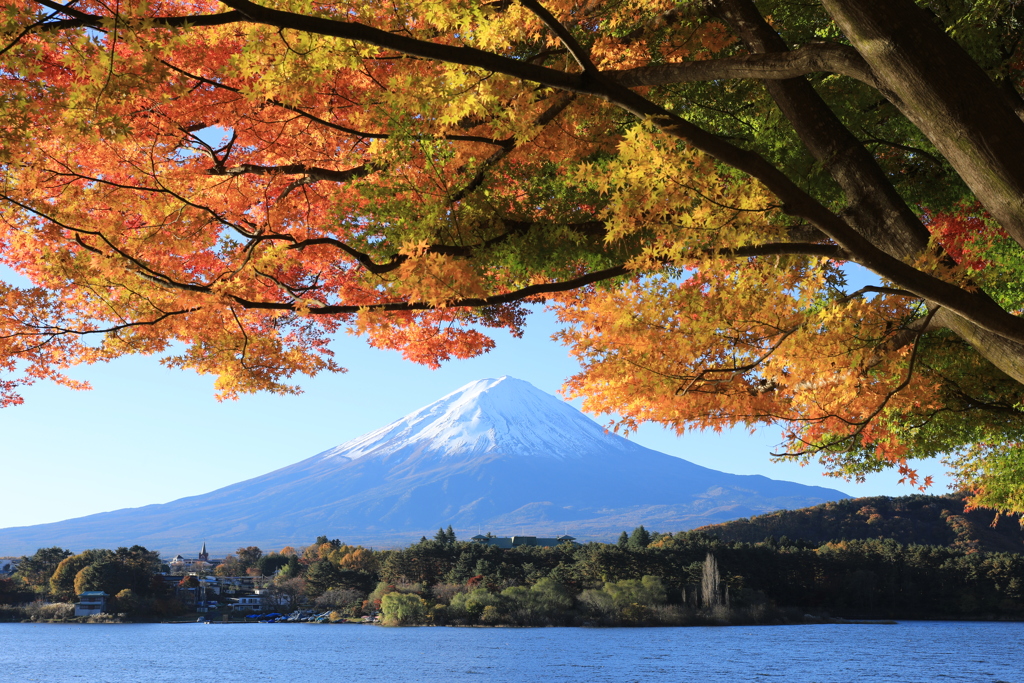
left=0, top=621, right=1022, bottom=683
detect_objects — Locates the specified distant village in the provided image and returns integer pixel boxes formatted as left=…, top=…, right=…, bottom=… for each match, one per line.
left=0, top=532, right=594, bottom=624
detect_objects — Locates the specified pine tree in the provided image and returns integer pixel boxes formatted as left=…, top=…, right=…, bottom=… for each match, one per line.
left=628, top=525, right=651, bottom=550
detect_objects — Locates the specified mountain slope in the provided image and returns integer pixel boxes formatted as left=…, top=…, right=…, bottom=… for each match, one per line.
left=692, top=494, right=1024, bottom=554
left=0, top=377, right=849, bottom=555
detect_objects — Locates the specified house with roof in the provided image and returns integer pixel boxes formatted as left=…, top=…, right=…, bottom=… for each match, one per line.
left=233, top=588, right=269, bottom=612
left=74, top=591, right=108, bottom=617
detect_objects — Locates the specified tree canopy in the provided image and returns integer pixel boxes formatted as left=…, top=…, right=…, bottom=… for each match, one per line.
left=2, top=0, right=1024, bottom=509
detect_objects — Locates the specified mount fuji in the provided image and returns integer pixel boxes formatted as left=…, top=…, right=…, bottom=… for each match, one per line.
left=0, top=377, right=848, bottom=555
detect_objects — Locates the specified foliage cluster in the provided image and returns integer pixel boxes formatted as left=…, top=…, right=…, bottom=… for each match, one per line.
left=213, top=545, right=297, bottom=578
left=3, top=544, right=168, bottom=620
left=3, top=0, right=1024, bottom=510
left=692, top=494, right=1024, bottom=554
left=370, top=527, right=1024, bottom=625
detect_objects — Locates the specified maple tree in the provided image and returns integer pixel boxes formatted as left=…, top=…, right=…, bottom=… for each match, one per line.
left=2, top=0, right=1024, bottom=511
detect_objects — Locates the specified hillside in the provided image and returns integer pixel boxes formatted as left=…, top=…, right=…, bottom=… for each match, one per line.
left=692, top=494, right=1024, bottom=553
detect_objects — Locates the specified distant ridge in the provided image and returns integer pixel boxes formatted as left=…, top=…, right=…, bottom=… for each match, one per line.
left=692, top=494, right=1024, bottom=554
left=0, top=377, right=849, bottom=555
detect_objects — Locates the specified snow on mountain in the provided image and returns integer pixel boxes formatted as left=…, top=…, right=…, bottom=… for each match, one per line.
left=315, top=376, right=635, bottom=462
left=0, top=377, right=850, bottom=555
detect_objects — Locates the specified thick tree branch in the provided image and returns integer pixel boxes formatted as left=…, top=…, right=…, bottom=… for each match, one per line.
left=228, top=264, right=631, bottom=313
left=711, top=0, right=1024, bottom=384
left=217, top=0, right=595, bottom=95
left=711, top=0, right=931, bottom=258
left=32, top=0, right=95, bottom=21
left=285, top=219, right=589, bottom=274
left=820, top=0, right=1024, bottom=250
left=31, top=0, right=242, bottom=30
left=605, top=92, right=1024, bottom=343
left=608, top=43, right=879, bottom=89
left=206, top=163, right=371, bottom=184
left=710, top=243, right=844, bottom=259
left=20, top=0, right=1024, bottom=349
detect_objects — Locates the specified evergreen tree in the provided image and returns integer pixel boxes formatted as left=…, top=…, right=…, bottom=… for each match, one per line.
left=617, top=532, right=629, bottom=549
left=17, top=547, right=72, bottom=588
left=305, top=559, right=345, bottom=598
left=628, top=526, right=652, bottom=550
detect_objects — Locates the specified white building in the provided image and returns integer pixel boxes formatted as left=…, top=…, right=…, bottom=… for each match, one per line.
left=233, top=588, right=269, bottom=612
left=74, top=591, right=108, bottom=617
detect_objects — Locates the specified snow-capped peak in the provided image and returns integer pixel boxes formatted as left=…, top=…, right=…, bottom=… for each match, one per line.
left=315, top=376, right=633, bottom=462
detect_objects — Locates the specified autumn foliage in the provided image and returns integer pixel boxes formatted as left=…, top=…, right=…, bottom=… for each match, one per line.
left=3, top=1, right=1024, bottom=510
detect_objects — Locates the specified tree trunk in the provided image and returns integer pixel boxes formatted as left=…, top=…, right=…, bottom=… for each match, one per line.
left=820, top=0, right=1024, bottom=250
left=716, top=0, right=1024, bottom=387
left=701, top=553, right=722, bottom=609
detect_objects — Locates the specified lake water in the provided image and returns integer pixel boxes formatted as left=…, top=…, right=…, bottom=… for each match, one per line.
left=1, top=621, right=1021, bottom=683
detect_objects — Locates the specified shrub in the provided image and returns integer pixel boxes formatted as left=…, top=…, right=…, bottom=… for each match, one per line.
left=380, top=592, right=428, bottom=626
left=448, top=587, right=505, bottom=624
left=500, top=578, right=574, bottom=626
left=24, top=601, right=75, bottom=622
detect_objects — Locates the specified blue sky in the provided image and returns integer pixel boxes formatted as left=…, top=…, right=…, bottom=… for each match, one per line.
left=0, top=305, right=954, bottom=532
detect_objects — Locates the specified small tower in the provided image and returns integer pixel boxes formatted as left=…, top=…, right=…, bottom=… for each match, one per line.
left=198, top=541, right=209, bottom=563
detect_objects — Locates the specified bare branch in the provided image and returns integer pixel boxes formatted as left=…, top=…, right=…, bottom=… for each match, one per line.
left=161, top=60, right=510, bottom=146
left=676, top=327, right=800, bottom=396
left=448, top=92, right=575, bottom=204
left=6, top=307, right=197, bottom=338
left=773, top=306, right=942, bottom=460
left=519, top=0, right=599, bottom=75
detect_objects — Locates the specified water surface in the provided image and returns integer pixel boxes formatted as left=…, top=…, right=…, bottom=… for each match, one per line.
left=2, top=621, right=1021, bottom=683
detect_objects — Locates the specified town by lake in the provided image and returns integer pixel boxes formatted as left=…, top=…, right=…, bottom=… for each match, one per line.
left=2, top=620, right=1022, bottom=683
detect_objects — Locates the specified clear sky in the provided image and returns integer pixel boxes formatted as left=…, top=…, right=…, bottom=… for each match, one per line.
left=0, top=304, right=954, bottom=532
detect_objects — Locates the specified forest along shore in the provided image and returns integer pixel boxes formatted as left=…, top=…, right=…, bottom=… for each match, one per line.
left=3, top=495, right=1023, bottom=626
